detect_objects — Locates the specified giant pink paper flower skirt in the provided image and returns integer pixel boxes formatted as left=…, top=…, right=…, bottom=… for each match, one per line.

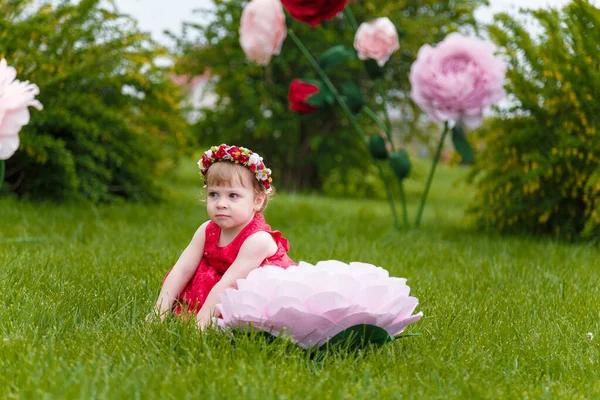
left=215, top=260, right=423, bottom=349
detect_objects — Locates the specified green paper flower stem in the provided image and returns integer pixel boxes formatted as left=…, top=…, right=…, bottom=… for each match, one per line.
left=363, top=106, right=388, bottom=137
left=363, top=106, right=409, bottom=229
left=343, top=7, right=359, bottom=31
left=288, top=29, right=367, bottom=144
left=375, top=161, right=401, bottom=230
left=375, top=79, right=393, bottom=142
left=398, top=180, right=410, bottom=229
left=0, top=160, right=4, bottom=191
left=288, top=29, right=402, bottom=230
left=344, top=7, right=394, bottom=150
left=343, top=7, right=409, bottom=229
left=364, top=105, right=394, bottom=152
left=415, top=122, right=449, bottom=228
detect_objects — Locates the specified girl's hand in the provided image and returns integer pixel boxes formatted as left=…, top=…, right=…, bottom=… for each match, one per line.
left=146, top=304, right=170, bottom=323
left=150, top=222, right=209, bottom=324
left=196, top=311, right=212, bottom=330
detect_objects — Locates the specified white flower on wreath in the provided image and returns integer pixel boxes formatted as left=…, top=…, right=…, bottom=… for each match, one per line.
left=256, top=168, right=270, bottom=181
left=204, top=149, right=213, bottom=158
left=249, top=153, right=262, bottom=166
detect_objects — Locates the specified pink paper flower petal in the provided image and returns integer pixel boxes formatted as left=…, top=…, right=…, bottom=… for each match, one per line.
left=0, top=58, right=42, bottom=160
left=305, top=292, right=348, bottom=314
left=387, top=312, right=424, bottom=336
left=0, top=134, right=19, bottom=160
left=239, top=0, right=287, bottom=66
left=265, top=296, right=308, bottom=317
left=268, top=307, right=335, bottom=348
left=354, top=17, right=399, bottom=67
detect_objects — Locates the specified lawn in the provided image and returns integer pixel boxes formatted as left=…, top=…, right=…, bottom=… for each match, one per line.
left=1, top=161, right=599, bottom=399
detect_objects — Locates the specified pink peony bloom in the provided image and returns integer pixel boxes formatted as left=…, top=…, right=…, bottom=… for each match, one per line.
left=0, top=59, right=43, bottom=160
left=216, top=260, right=422, bottom=349
left=409, top=32, right=506, bottom=129
left=354, top=17, right=400, bottom=67
left=240, top=0, right=287, bottom=66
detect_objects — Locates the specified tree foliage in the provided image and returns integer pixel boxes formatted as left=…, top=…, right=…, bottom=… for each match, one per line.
left=1, top=0, right=190, bottom=201
left=469, top=0, right=600, bottom=242
left=175, top=0, right=484, bottom=191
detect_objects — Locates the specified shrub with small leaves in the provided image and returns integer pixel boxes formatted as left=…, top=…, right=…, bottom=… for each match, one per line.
left=469, top=0, right=600, bottom=242
left=1, top=0, right=189, bottom=201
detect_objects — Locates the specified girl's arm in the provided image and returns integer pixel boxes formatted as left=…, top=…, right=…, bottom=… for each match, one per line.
left=196, top=231, right=277, bottom=327
left=152, top=221, right=209, bottom=319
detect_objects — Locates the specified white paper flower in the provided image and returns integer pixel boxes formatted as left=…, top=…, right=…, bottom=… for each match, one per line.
left=0, top=59, right=43, bottom=160
left=216, top=260, right=423, bottom=349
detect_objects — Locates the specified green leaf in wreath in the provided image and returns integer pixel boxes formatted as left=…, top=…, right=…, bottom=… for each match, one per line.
left=368, top=135, right=388, bottom=160
left=451, top=124, right=474, bottom=163
left=389, top=149, right=411, bottom=180
left=341, top=80, right=364, bottom=114
left=320, top=324, right=394, bottom=350
left=318, top=45, right=357, bottom=70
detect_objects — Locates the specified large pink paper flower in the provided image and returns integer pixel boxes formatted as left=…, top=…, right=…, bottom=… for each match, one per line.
left=354, top=17, right=400, bottom=67
left=239, top=0, right=287, bottom=66
left=0, top=59, right=43, bottom=160
left=216, top=260, right=422, bottom=349
left=409, top=32, right=506, bottom=129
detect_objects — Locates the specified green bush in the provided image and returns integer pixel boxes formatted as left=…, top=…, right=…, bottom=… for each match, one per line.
left=1, top=0, right=189, bottom=201
left=469, top=0, right=600, bottom=242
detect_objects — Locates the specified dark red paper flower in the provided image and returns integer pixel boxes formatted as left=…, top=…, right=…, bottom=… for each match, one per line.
left=288, top=79, right=320, bottom=114
left=281, top=0, right=349, bottom=27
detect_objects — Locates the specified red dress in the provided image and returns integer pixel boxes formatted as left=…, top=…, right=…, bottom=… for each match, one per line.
left=168, top=213, right=295, bottom=313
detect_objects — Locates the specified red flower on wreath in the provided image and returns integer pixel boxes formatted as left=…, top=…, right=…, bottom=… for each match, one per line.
left=201, top=155, right=212, bottom=169
left=214, top=144, right=228, bottom=159
left=281, top=0, right=349, bottom=27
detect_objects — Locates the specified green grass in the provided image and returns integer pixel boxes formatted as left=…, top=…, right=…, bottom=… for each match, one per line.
left=1, top=161, right=599, bottom=399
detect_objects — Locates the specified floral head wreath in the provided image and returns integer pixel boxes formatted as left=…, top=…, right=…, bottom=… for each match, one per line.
left=198, top=144, right=273, bottom=194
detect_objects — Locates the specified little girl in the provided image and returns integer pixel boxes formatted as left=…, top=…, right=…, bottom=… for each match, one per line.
left=151, top=144, right=295, bottom=327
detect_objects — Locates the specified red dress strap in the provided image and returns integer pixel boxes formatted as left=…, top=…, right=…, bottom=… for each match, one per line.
left=251, top=214, right=295, bottom=268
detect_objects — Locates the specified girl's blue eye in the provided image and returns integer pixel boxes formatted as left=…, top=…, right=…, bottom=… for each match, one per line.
left=229, top=193, right=239, bottom=199
left=208, top=192, right=218, bottom=198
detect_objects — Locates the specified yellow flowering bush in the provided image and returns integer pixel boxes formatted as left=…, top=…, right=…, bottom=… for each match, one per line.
left=469, top=0, right=600, bottom=242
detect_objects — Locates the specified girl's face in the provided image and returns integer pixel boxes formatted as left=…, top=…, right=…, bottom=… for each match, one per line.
left=206, top=174, right=265, bottom=233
